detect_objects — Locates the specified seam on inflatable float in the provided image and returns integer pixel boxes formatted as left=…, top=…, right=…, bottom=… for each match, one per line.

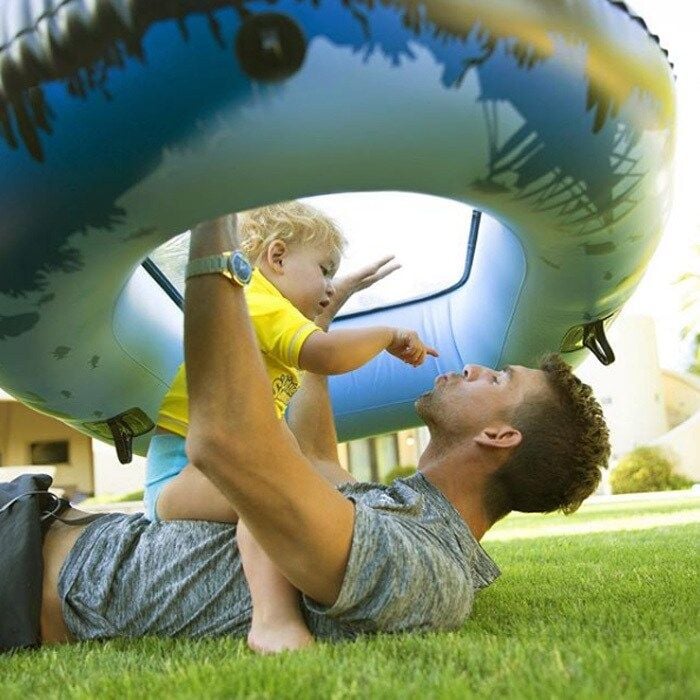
left=494, top=234, right=528, bottom=371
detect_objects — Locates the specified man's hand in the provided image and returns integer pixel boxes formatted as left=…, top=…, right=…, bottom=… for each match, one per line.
left=315, top=255, right=401, bottom=331
left=189, top=213, right=240, bottom=260
left=387, top=329, right=439, bottom=367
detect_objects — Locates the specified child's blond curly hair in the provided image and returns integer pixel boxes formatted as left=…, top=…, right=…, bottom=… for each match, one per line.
left=239, top=201, right=346, bottom=268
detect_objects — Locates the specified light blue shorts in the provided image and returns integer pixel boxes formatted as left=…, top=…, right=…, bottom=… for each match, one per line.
left=144, top=433, right=189, bottom=522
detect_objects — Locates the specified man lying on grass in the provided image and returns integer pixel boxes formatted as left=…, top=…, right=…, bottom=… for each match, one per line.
left=39, top=214, right=610, bottom=651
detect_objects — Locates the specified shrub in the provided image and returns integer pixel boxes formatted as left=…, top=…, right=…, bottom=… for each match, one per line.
left=382, top=465, right=417, bottom=485
left=610, top=447, right=694, bottom=494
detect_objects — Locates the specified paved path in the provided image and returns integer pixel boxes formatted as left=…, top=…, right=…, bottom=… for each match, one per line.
left=485, top=509, right=700, bottom=541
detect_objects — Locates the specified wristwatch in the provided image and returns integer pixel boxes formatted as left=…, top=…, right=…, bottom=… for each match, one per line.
left=185, top=251, right=253, bottom=286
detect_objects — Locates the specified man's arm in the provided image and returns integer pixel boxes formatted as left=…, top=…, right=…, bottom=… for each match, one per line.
left=184, top=215, right=354, bottom=605
left=286, top=372, right=356, bottom=487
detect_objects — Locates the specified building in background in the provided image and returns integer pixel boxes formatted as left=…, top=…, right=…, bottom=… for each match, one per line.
left=0, top=388, right=95, bottom=498
left=577, top=315, right=699, bottom=485
left=339, top=427, right=428, bottom=483
left=577, top=315, right=668, bottom=462
left=0, top=387, right=146, bottom=499
left=0, top=381, right=425, bottom=498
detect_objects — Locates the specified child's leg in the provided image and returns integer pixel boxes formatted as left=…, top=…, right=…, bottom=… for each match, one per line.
left=144, top=432, right=190, bottom=522
left=238, top=520, right=314, bottom=653
left=157, top=463, right=239, bottom=523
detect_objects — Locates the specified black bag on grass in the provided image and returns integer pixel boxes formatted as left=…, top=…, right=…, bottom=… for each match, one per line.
left=0, top=473, right=62, bottom=653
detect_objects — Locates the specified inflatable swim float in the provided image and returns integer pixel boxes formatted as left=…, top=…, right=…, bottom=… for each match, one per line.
left=0, top=0, right=675, bottom=458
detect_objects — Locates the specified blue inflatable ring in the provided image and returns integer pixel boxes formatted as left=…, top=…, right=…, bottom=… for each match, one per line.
left=0, top=0, right=675, bottom=455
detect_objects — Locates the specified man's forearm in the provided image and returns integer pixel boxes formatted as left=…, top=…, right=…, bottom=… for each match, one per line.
left=184, top=215, right=355, bottom=606
left=185, top=218, right=280, bottom=455
left=287, top=372, right=356, bottom=486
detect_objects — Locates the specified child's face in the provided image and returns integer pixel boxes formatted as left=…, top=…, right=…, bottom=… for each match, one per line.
left=273, top=241, right=339, bottom=320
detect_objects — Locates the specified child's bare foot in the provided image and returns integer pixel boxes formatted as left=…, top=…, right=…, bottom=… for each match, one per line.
left=247, top=617, right=315, bottom=654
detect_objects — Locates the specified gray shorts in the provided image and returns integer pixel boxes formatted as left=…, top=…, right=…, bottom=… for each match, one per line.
left=58, top=512, right=253, bottom=640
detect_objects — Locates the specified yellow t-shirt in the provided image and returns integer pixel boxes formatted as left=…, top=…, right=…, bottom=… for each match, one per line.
left=157, top=269, right=321, bottom=437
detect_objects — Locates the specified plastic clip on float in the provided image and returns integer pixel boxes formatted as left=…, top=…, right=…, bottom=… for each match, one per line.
left=0, top=0, right=675, bottom=460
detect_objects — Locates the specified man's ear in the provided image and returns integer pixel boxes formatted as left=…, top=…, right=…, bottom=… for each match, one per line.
left=474, top=425, right=522, bottom=450
left=266, top=240, right=287, bottom=274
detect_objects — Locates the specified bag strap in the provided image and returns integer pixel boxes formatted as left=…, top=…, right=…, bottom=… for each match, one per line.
left=0, top=491, right=104, bottom=526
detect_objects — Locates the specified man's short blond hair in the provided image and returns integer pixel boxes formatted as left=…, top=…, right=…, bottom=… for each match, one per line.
left=239, top=201, right=346, bottom=267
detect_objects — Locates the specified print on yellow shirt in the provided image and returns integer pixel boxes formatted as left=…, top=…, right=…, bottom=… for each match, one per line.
left=157, top=269, right=320, bottom=437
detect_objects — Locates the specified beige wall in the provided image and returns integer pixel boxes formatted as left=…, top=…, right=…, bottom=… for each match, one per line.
left=654, top=370, right=700, bottom=480
left=663, top=370, right=700, bottom=429
left=0, top=400, right=93, bottom=496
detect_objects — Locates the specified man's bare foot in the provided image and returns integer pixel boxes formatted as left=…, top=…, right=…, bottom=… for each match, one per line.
left=247, top=618, right=315, bottom=655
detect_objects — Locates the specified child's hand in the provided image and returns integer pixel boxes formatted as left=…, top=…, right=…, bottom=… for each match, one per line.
left=387, top=329, right=439, bottom=367
left=334, top=255, right=401, bottom=303
left=315, top=256, right=401, bottom=330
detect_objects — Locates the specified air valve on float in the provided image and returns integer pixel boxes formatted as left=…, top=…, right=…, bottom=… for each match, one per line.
left=236, top=13, right=307, bottom=82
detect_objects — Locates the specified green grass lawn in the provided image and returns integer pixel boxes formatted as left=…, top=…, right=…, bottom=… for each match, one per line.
left=486, top=495, right=700, bottom=535
left=2, top=500, right=699, bottom=699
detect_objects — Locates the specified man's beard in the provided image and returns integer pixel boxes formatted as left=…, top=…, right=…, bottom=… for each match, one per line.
left=415, top=389, right=434, bottom=421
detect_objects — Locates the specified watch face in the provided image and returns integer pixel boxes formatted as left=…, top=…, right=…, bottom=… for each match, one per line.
left=229, top=251, right=253, bottom=284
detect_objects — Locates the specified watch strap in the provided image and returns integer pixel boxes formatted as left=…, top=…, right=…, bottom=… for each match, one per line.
left=185, top=253, right=231, bottom=279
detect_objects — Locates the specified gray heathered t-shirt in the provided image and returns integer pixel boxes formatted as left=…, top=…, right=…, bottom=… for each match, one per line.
left=58, top=473, right=500, bottom=641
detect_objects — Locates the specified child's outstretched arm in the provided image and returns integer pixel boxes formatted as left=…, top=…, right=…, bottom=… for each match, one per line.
left=299, top=325, right=438, bottom=374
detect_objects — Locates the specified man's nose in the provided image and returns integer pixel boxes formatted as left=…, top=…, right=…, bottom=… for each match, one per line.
left=326, top=281, right=335, bottom=296
left=462, top=364, right=485, bottom=380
